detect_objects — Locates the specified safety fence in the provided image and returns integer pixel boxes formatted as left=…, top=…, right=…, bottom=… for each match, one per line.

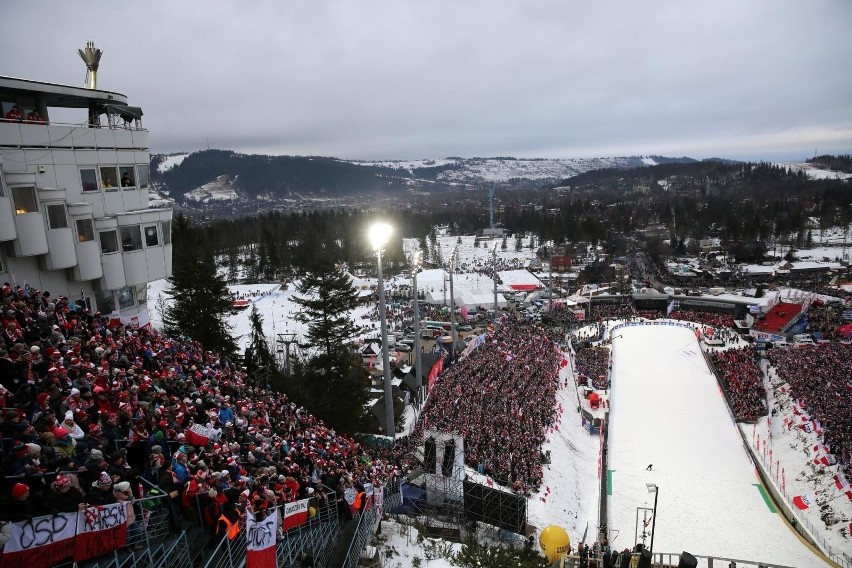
left=553, top=551, right=799, bottom=568
left=0, top=482, right=171, bottom=568
left=339, top=477, right=403, bottom=568
left=201, top=487, right=340, bottom=568
left=749, top=428, right=851, bottom=568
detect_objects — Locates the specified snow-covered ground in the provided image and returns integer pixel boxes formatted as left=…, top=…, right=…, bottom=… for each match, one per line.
left=607, top=323, right=825, bottom=566
left=778, top=162, right=852, bottom=181
left=157, top=152, right=189, bottom=172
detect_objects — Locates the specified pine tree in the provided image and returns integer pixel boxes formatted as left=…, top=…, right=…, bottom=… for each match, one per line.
left=248, top=304, right=276, bottom=371
left=290, top=262, right=370, bottom=431
left=162, top=215, right=237, bottom=356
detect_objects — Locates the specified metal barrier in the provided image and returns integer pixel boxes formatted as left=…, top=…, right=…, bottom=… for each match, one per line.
left=340, top=478, right=402, bottom=568
left=9, top=485, right=173, bottom=568
left=202, top=487, right=341, bottom=568
left=81, top=531, right=192, bottom=568
left=548, top=551, right=803, bottom=568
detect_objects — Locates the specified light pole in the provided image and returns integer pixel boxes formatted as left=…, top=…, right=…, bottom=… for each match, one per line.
left=646, top=483, right=659, bottom=556
left=492, top=242, right=498, bottom=320
left=448, top=246, right=459, bottom=345
left=370, top=222, right=395, bottom=439
left=411, top=251, right=424, bottom=401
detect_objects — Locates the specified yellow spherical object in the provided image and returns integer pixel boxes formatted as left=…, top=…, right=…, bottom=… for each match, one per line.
left=308, top=506, right=317, bottom=518
left=539, top=525, right=570, bottom=563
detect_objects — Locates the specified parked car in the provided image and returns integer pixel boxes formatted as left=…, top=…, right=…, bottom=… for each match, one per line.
left=395, top=344, right=412, bottom=352
left=458, top=324, right=473, bottom=331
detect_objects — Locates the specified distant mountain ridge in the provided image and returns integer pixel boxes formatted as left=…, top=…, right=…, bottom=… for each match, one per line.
left=150, top=149, right=700, bottom=199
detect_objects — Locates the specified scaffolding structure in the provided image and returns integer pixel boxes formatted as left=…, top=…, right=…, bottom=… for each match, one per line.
left=407, top=430, right=528, bottom=537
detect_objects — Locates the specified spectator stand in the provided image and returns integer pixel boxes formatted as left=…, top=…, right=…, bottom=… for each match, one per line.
left=701, top=342, right=851, bottom=567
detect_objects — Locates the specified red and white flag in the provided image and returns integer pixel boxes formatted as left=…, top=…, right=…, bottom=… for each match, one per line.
left=792, top=493, right=815, bottom=510
left=282, top=498, right=310, bottom=530
left=0, top=512, right=77, bottom=568
left=833, top=474, right=849, bottom=491
left=74, top=502, right=129, bottom=561
left=185, top=423, right=212, bottom=447
left=246, top=509, right=277, bottom=568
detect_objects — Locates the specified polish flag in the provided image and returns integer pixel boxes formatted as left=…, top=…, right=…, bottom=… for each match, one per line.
left=282, top=498, right=310, bottom=530
left=833, top=474, right=849, bottom=491
left=246, top=509, right=277, bottom=568
left=184, top=423, right=211, bottom=447
left=792, top=493, right=815, bottom=510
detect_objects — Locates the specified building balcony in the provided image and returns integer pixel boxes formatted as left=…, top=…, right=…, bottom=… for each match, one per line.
left=11, top=211, right=48, bottom=256
left=0, top=121, right=147, bottom=151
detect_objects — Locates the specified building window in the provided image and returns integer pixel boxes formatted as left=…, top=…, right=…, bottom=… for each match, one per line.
left=12, top=186, right=38, bottom=214
left=80, top=168, right=98, bottom=192
left=46, top=204, right=68, bottom=229
left=143, top=225, right=159, bottom=247
left=117, top=286, right=136, bottom=310
left=119, top=225, right=142, bottom=252
left=99, top=230, right=119, bottom=254
left=94, top=290, right=115, bottom=314
left=119, top=166, right=135, bottom=189
left=137, top=165, right=150, bottom=189
left=100, top=167, right=118, bottom=191
left=162, top=220, right=172, bottom=245
left=76, top=219, right=95, bottom=243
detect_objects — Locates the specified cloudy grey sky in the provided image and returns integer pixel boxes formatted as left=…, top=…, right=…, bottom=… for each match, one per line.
left=2, top=0, right=851, bottom=161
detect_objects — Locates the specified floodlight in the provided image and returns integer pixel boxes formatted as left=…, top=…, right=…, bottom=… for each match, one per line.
left=369, top=222, right=392, bottom=251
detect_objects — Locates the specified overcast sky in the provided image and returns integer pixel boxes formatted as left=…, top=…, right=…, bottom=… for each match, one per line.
left=2, top=1, right=851, bottom=161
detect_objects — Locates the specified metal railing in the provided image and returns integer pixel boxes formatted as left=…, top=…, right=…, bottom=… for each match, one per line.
left=340, top=478, right=402, bottom=568
left=750, top=437, right=851, bottom=568
left=82, top=531, right=191, bottom=568
left=555, top=551, right=800, bottom=568
left=202, top=487, right=341, bottom=568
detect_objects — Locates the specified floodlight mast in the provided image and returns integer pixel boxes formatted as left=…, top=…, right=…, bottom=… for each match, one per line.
left=646, top=483, right=659, bottom=556
left=492, top=242, right=499, bottom=320
left=448, top=246, right=459, bottom=345
left=411, top=251, right=424, bottom=401
left=370, top=222, right=395, bottom=439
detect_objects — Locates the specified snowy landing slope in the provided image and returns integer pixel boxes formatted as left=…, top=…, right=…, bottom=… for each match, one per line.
left=607, top=324, right=824, bottom=566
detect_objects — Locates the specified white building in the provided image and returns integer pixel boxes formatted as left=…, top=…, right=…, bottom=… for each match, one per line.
left=0, top=50, right=172, bottom=327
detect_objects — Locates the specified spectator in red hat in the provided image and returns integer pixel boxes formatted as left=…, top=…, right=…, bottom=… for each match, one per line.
left=46, top=473, right=85, bottom=513
left=2, top=482, right=47, bottom=521
left=86, top=471, right=116, bottom=505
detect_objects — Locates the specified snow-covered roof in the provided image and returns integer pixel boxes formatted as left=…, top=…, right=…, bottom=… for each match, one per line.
left=497, top=269, right=542, bottom=291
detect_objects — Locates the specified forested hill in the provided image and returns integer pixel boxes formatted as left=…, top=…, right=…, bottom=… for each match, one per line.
left=151, top=150, right=408, bottom=198
left=151, top=150, right=695, bottom=198
left=807, top=154, right=852, bottom=174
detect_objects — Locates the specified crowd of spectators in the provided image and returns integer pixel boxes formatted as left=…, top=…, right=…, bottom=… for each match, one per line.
left=708, top=347, right=767, bottom=422
left=574, top=347, right=610, bottom=390
left=0, top=282, right=401, bottom=547
left=806, top=303, right=849, bottom=340
left=400, top=319, right=561, bottom=495
left=669, top=310, right=737, bottom=328
left=590, top=303, right=634, bottom=321
left=768, top=344, right=852, bottom=480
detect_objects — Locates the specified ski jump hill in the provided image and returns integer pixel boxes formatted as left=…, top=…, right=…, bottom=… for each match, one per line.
left=604, top=320, right=828, bottom=567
